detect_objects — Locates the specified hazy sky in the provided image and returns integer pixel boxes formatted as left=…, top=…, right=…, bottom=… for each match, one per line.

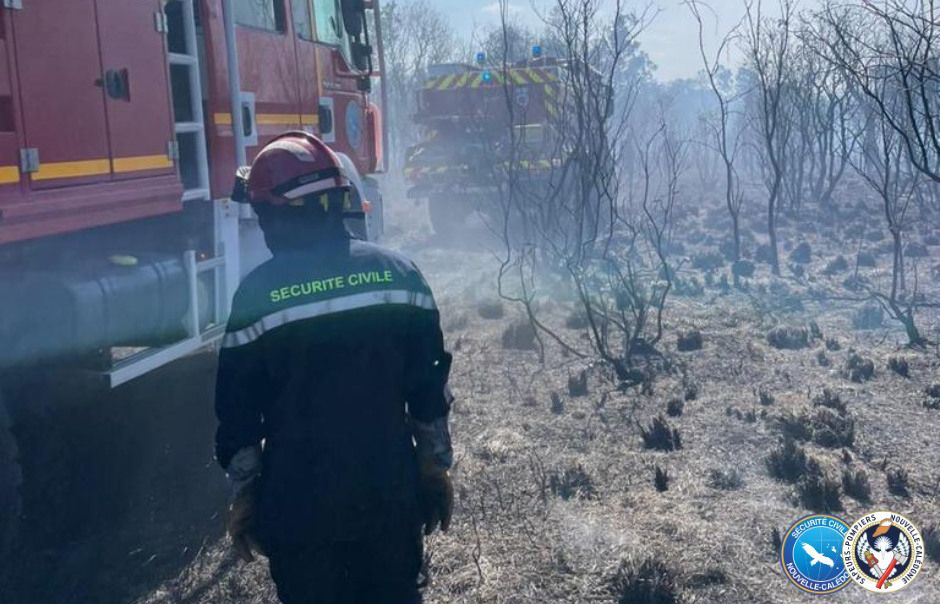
left=426, top=0, right=820, bottom=81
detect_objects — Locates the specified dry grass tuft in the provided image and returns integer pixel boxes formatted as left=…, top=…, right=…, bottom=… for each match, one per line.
left=841, top=468, right=872, bottom=503
left=844, top=350, right=875, bottom=382
left=549, top=464, right=596, bottom=501
left=766, top=326, right=809, bottom=350
left=567, top=370, right=589, bottom=397
left=888, top=356, right=910, bottom=377
left=886, top=467, right=910, bottom=497
left=797, top=458, right=842, bottom=513
left=666, top=398, right=684, bottom=417
left=608, top=558, right=680, bottom=604
left=707, top=468, right=744, bottom=491
left=654, top=466, right=670, bottom=492
left=639, top=416, right=682, bottom=451
left=924, top=526, right=940, bottom=564
left=766, top=440, right=807, bottom=483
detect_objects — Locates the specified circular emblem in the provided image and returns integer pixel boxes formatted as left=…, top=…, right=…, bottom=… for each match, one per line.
left=843, top=511, right=924, bottom=593
left=781, top=515, right=851, bottom=594
left=345, top=100, right=363, bottom=150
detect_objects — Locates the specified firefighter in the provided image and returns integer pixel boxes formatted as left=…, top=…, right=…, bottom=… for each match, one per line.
left=215, top=131, right=454, bottom=603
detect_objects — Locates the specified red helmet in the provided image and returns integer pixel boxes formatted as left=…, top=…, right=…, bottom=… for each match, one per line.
left=232, top=131, right=351, bottom=206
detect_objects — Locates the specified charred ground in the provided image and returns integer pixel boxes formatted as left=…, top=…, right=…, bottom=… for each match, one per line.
left=77, top=190, right=940, bottom=604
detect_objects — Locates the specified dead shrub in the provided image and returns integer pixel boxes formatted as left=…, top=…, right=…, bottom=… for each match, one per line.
left=924, top=526, right=940, bottom=564
left=708, top=468, right=744, bottom=491
left=844, top=351, right=875, bottom=383
left=477, top=299, right=504, bottom=319
left=640, top=416, right=682, bottom=451
left=654, top=466, right=670, bottom=492
left=608, top=558, right=679, bottom=604
left=767, top=326, right=809, bottom=350
left=770, top=527, right=783, bottom=554
left=823, top=255, right=849, bottom=275
left=758, top=388, right=775, bottom=406
left=568, top=370, right=589, bottom=397
left=549, top=464, right=596, bottom=500
left=766, top=439, right=807, bottom=483
left=886, top=467, right=910, bottom=497
left=666, top=397, right=684, bottom=418
left=813, top=388, right=846, bottom=413
left=888, top=356, right=910, bottom=377
left=825, top=337, right=841, bottom=351
left=812, top=409, right=855, bottom=449
left=798, top=458, right=843, bottom=513
left=776, top=411, right=814, bottom=442
left=550, top=392, right=564, bottom=415
left=808, top=321, right=823, bottom=341
left=501, top=320, right=537, bottom=350
left=816, top=350, right=831, bottom=367
left=676, top=330, right=703, bottom=352
left=789, top=241, right=812, bottom=264
left=692, top=251, right=724, bottom=271
left=842, top=468, right=872, bottom=503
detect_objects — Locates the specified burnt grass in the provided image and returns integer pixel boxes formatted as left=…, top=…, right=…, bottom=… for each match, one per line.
left=130, top=200, right=940, bottom=603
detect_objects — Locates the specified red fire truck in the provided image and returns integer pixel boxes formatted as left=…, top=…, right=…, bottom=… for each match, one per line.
left=404, top=56, right=566, bottom=237
left=0, top=0, right=387, bottom=555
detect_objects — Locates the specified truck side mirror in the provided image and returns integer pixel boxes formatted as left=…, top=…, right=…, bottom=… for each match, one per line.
left=351, top=41, right=372, bottom=72
left=341, top=0, right=364, bottom=37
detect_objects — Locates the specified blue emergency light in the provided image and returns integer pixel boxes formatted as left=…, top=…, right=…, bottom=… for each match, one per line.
left=481, top=70, right=493, bottom=83
left=475, top=51, right=486, bottom=65
left=532, top=45, right=542, bottom=58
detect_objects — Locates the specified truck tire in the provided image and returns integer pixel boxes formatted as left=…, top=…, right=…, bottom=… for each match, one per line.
left=0, top=388, right=22, bottom=559
left=428, top=196, right=473, bottom=240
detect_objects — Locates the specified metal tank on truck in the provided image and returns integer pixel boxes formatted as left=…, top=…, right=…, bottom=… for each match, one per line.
left=0, top=0, right=388, bottom=558
left=404, top=48, right=572, bottom=239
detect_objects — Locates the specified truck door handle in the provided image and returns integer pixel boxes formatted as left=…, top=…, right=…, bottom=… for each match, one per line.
left=95, top=69, right=131, bottom=101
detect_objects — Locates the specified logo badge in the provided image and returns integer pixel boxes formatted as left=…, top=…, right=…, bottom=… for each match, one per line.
left=781, top=515, right=851, bottom=594
left=843, top=511, right=924, bottom=592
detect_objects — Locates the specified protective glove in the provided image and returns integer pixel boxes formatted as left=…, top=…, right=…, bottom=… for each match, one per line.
left=226, top=477, right=264, bottom=562
left=418, top=464, right=453, bottom=536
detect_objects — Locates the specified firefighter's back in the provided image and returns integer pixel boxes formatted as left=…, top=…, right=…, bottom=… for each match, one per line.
left=221, top=238, right=436, bottom=544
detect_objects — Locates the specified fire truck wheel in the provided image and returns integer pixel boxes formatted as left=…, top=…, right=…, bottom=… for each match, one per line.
left=0, top=387, right=22, bottom=559
left=428, top=197, right=472, bottom=239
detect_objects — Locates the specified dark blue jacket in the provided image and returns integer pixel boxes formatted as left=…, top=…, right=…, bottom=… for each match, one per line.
left=215, top=236, right=451, bottom=546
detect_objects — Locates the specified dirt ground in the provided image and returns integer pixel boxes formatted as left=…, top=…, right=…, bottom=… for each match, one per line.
left=3, top=189, right=940, bottom=603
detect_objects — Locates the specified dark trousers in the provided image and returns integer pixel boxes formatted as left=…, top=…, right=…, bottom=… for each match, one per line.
left=267, top=528, right=423, bottom=604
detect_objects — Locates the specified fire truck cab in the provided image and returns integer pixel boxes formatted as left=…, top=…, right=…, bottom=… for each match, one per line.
left=0, top=0, right=387, bottom=556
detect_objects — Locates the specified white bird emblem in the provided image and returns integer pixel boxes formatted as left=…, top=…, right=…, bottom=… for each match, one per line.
left=802, top=543, right=835, bottom=568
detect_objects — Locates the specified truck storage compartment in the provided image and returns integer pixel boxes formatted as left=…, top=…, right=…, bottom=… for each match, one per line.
left=0, top=255, right=191, bottom=368
left=0, top=0, right=183, bottom=246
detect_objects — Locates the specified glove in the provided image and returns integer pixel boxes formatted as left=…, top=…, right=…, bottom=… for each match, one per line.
left=418, top=464, right=453, bottom=536
left=226, top=477, right=264, bottom=562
